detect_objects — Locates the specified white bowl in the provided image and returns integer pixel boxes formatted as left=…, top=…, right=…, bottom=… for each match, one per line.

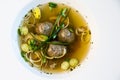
left=11, top=0, right=97, bottom=79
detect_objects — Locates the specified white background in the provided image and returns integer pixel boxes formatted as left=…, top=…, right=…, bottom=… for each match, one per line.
left=0, top=0, right=120, bottom=80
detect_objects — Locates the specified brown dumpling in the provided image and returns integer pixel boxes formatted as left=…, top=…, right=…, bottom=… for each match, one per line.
left=47, top=44, right=67, bottom=59
left=58, top=28, right=75, bottom=43
left=36, top=22, right=53, bottom=36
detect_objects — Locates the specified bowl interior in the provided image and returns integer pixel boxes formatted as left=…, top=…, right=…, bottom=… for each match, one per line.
left=12, top=0, right=96, bottom=79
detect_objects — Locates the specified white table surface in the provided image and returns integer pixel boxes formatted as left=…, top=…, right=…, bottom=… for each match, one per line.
left=0, top=0, right=120, bottom=80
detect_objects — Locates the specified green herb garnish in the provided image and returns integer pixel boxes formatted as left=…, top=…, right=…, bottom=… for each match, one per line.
left=61, top=8, right=67, bottom=17
left=47, top=41, right=69, bottom=45
left=28, top=39, right=39, bottom=51
left=64, top=58, right=70, bottom=62
left=18, top=28, right=21, bottom=35
left=49, top=2, right=57, bottom=8
left=49, top=2, right=57, bottom=11
left=50, top=24, right=65, bottom=39
left=21, top=51, right=28, bottom=62
left=41, top=56, right=47, bottom=64
left=68, top=27, right=74, bottom=33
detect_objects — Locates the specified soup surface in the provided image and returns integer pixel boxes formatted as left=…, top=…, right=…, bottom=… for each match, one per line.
left=18, top=2, right=91, bottom=74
